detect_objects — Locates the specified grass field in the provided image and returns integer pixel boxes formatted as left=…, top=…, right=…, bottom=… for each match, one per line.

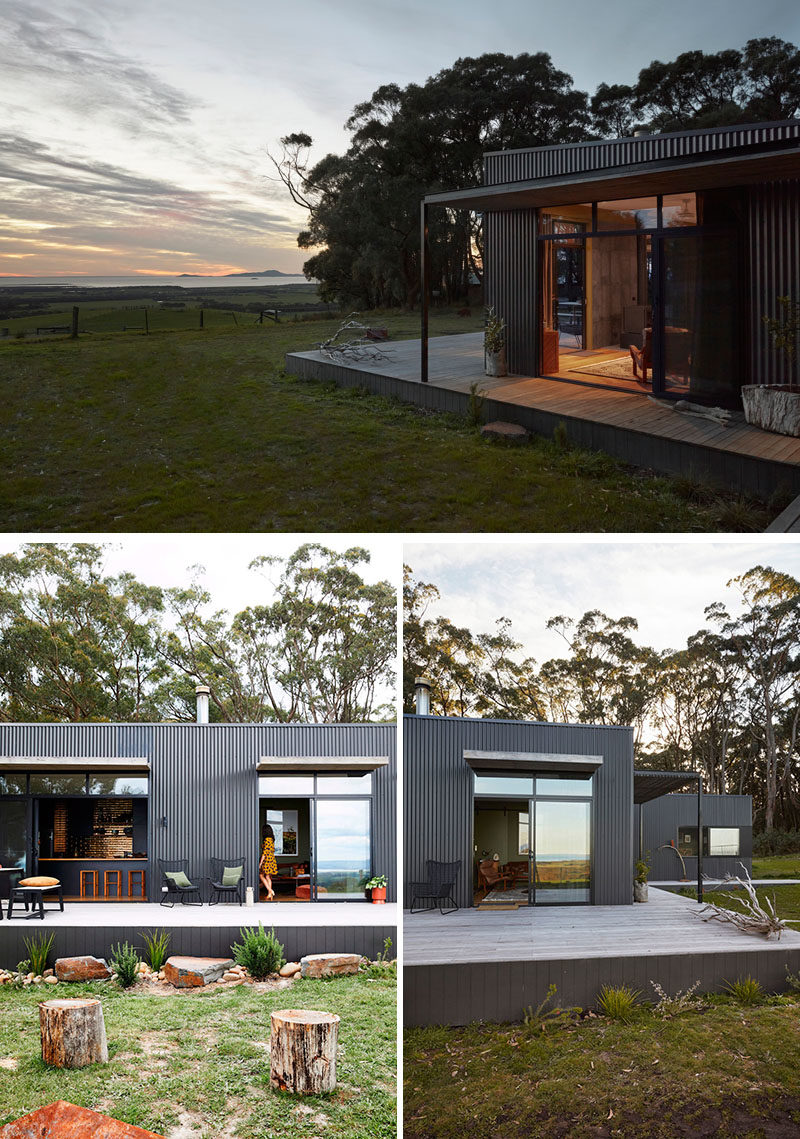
left=405, top=994, right=800, bottom=1138
left=752, top=854, right=800, bottom=879
left=0, top=974, right=396, bottom=1137
left=0, top=311, right=780, bottom=532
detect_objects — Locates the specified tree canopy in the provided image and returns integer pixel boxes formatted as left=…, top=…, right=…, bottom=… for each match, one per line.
left=273, top=37, right=800, bottom=310
left=0, top=543, right=395, bottom=725
left=404, top=564, right=800, bottom=832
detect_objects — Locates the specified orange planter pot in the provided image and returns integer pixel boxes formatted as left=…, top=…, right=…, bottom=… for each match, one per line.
left=371, top=887, right=387, bottom=904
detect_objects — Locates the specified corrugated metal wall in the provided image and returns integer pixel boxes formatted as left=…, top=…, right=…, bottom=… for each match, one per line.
left=404, top=715, right=634, bottom=909
left=748, top=180, right=800, bottom=385
left=484, top=210, right=538, bottom=375
left=0, top=723, right=396, bottom=903
left=641, top=792, right=752, bottom=881
left=484, top=122, right=800, bottom=186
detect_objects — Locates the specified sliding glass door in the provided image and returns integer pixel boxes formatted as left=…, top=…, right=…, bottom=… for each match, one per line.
left=533, top=799, right=591, bottom=904
left=314, top=799, right=371, bottom=900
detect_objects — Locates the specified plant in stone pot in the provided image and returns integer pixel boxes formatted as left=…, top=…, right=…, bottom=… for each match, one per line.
left=484, top=306, right=507, bottom=377
left=365, top=875, right=388, bottom=904
left=634, top=855, right=650, bottom=903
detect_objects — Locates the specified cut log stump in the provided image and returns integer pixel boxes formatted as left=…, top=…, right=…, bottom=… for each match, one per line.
left=270, top=1008, right=340, bottom=1094
left=39, top=998, right=108, bottom=1068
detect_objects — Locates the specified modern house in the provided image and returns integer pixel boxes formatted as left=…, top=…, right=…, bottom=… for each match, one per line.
left=421, top=119, right=800, bottom=407
left=402, top=696, right=789, bottom=1027
left=404, top=688, right=749, bottom=911
left=0, top=692, right=396, bottom=963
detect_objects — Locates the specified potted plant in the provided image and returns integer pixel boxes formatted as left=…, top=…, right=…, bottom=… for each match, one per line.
left=484, top=306, right=507, bottom=377
left=634, top=855, right=650, bottom=903
left=742, top=297, right=800, bottom=435
left=365, top=875, right=387, bottom=904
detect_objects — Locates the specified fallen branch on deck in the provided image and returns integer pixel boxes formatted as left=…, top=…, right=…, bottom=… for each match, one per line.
left=696, top=863, right=789, bottom=939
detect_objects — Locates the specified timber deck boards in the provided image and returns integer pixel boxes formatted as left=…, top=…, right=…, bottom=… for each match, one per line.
left=1, top=900, right=397, bottom=929
left=404, top=888, right=800, bottom=965
left=286, top=333, right=800, bottom=491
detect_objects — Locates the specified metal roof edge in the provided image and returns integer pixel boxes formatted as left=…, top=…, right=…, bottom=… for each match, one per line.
left=482, top=117, right=800, bottom=159
left=403, top=713, right=633, bottom=731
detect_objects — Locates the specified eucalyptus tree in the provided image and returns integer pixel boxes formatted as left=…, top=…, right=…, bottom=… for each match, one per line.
left=707, top=567, right=800, bottom=831
left=0, top=543, right=166, bottom=722
left=271, top=53, right=590, bottom=308
left=160, top=544, right=395, bottom=724
left=539, top=611, right=659, bottom=749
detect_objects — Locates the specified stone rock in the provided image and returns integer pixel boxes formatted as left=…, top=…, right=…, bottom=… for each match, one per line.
left=0, top=1100, right=164, bottom=1137
left=222, top=971, right=241, bottom=982
left=163, top=956, right=235, bottom=988
left=44, top=976, right=59, bottom=984
left=279, top=962, right=301, bottom=978
left=54, top=957, right=111, bottom=983
left=480, top=420, right=529, bottom=444
left=300, top=953, right=361, bottom=979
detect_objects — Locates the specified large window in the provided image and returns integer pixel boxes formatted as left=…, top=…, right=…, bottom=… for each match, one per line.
left=677, top=826, right=741, bottom=857
left=315, top=799, right=371, bottom=899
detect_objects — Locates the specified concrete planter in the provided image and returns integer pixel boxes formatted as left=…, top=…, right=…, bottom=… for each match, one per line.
left=741, top=385, right=800, bottom=436
left=633, top=880, right=649, bottom=903
left=485, top=347, right=507, bottom=377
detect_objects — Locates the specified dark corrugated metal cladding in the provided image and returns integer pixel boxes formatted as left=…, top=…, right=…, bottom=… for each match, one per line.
left=0, top=723, right=396, bottom=904
left=748, top=180, right=800, bottom=385
left=403, top=715, right=634, bottom=909
left=485, top=209, right=537, bottom=374
left=641, top=792, right=752, bottom=881
left=483, top=122, right=800, bottom=186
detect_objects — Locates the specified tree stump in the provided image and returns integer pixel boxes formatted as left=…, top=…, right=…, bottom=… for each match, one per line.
left=39, top=998, right=109, bottom=1068
left=270, top=1008, right=339, bottom=1094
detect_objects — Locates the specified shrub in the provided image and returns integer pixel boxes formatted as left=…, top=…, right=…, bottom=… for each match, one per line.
left=650, top=979, right=705, bottom=1018
left=140, top=928, right=171, bottom=972
left=467, top=382, right=486, bottom=429
left=231, top=923, right=285, bottom=980
left=524, top=983, right=582, bottom=1032
left=552, top=421, right=569, bottom=451
left=753, top=829, right=800, bottom=856
left=723, top=976, right=765, bottom=1006
left=785, top=967, right=800, bottom=994
left=110, top=941, right=141, bottom=988
left=596, top=984, right=641, bottom=1021
left=24, top=931, right=55, bottom=976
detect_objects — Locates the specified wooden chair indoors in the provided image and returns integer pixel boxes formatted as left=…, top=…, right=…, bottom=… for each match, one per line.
left=477, top=857, right=515, bottom=896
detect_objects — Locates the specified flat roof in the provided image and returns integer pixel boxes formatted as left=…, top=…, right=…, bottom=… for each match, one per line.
left=424, top=146, right=800, bottom=211
left=634, top=770, right=701, bottom=804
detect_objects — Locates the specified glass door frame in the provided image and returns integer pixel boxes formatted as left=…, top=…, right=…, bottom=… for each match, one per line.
left=537, top=195, right=741, bottom=402
left=471, top=772, right=595, bottom=907
left=258, top=773, right=375, bottom=903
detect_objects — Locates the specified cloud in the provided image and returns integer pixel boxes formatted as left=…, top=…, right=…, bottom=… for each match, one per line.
left=0, top=2, right=197, bottom=133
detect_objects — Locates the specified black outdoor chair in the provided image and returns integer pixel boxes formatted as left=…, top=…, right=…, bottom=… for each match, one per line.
left=409, top=859, right=461, bottom=915
left=209, top=857, right=246, bottom=905
left=158, top=859, right=203, bottom=906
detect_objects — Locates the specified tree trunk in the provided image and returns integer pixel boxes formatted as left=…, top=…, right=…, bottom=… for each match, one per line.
left=40, top=998, right=108, bottom=1068
left=270, top=1008, right=339, bottom=1094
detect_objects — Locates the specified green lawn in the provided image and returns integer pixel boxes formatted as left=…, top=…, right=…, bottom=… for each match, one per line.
left=405, top=996, right=800, bottom=1139
left=752, top=854, right=800, bottom=879
left=0, top=974, right=396, bottom=1137
left=0, top=312, right=778, bottom=532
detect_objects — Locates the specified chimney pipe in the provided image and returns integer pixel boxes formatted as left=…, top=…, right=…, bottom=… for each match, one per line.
left=414, top=676, right=432, bottom=716
left=195, top=685, right=210, bottom=724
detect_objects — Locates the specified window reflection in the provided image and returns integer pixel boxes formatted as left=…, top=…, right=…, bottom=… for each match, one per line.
left=316, top=773, right=372, bottom=794
left=0, top=775, right=26, bottom=795
left=30, top=774, right=86, bottom=795
left=87, top=776, right=148, bottom=796
left=473, top=774, right=535, bottom=796
left=662, top=193, right=697, bottom=227
left=258, top=775, right=314, bottom=796
left=596, top=198, right=658, bottom=230
left=315, top=799, right=370, bottom=898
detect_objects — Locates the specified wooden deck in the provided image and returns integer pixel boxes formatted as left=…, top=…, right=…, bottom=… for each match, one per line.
left=404, top=889, right=800, bottom=1025
left=286, top=333, right=800, bottom=498
left=0, top=902, right=397, bottom=966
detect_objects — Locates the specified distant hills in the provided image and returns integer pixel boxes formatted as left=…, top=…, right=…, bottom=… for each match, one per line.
left=177, top=269, right=296, bottom=278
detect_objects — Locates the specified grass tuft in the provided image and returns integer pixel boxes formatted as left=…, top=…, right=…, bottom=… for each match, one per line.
left=596, top=983, right=641, bottom=1021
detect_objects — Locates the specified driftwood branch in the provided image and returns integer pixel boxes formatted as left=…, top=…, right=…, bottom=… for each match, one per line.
left=318, top=313, right=392, bottom=363
left=696, top=863, right=789, bottom=939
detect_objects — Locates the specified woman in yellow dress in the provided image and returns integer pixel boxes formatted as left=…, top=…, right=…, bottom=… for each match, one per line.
left=259, top=823, right=278, bottom=901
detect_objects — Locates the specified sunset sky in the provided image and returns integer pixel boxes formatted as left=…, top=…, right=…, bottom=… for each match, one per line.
left=1, top=0, right=797, bottom=277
